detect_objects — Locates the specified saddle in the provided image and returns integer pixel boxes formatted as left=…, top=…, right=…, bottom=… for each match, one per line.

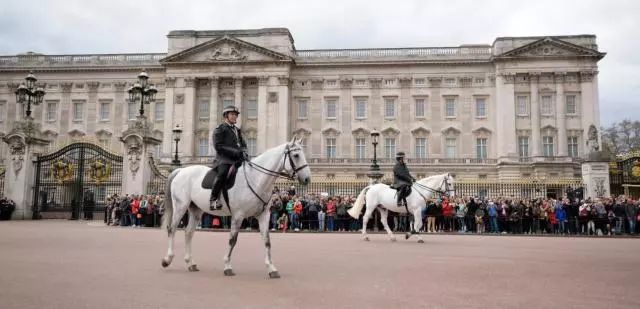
left=390, top=184, right=412, bottom=199
left=201, top=164, right=238, bottom=190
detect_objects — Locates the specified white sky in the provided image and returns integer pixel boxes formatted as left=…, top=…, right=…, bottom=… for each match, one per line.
left=1, top=0, right=638, bottom=126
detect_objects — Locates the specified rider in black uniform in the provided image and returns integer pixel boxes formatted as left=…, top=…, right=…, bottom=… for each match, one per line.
left=209, top=105, right=248, bottom=210
left=393, top=151, right=415, bottom=207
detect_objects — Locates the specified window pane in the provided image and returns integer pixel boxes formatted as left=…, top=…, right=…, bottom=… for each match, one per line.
left=415, top=99, right=425, bottom=117
left=445, top=98, right=455, bottom=117
left=298, top=100, right=307, bottom=119
left=47, top=102, right=57, bottom=121
left=198, top=138, right=208, bottom=156
left=517, top=96, right=528, bottom=115
left=384, top=138, right=396, bottom=158
left=247, top=138, right=257, bottom=156
left=247, top=100, right=257, bottom=118
left=566, top=95, right=576, bottom=114
left=128, top=102, right=136, bottom=120
left=385, top=99, right=395, bottom=118
left=446, top=138, right=457, bottom=158
left=155, top=101, right=164, bottom=120
left=223, top=99, right=234, bottom=106
left=543, top=136, right=554, bottom=156
left=327, top=100, right=336, bottom=118
left=541, top=96, right=552, bottom=115
left=326, top=138, right=336, bottom=158
left=476, top=138, right=487, bottom=159
left=73, top=101, right=84, bottom=120
left=415, top=138, right=427, bottom=158
left=356, top=100, right=366, bottom=119
left=518, top=137, right=529, bottom=157
left=476, top=98, right=486, bottom=117
left=568, top=136, right=579, bottom=157
left=355, top=138, right=366, bottom=159
left=99, top=102, right=110, bottom=121
left=199, top=100, right=210, bottom=119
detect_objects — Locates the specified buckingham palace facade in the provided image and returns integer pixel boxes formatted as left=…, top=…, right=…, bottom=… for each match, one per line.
left=0, top=28, right=605, bottom=180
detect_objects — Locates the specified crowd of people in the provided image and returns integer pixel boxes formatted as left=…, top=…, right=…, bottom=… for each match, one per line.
left=103, top=193, right=164, bottom=228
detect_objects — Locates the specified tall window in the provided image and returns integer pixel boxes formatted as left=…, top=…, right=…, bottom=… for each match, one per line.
left=445, top=98, right=456, bottom=117
left=384, top=99, right=395, bottom=118
left=516, top=96, right=528, bottom=116
left=518, top=136, right=529, bottom=157
left=247, top=137, right=257, bottom=156
left=541, top=95, right=552, bottom=115
left=46, top=101, right=57, bottom=122
left=223, top=99, right=234, bottom=106
left=154, top=145, right=161, bottom=158
left=566, top=95, right=577, bottom=114
left=99, top=138, right=111, bottom=148
left=198, top=100, right=209, bottom=119
left=326, top=138, right=337, bottom=158
left=127, top=101, right=137, bottom=120
left=475, top=98, right=486, bottom=118
left=155, top=101, right=164, bottom=121
left=543, top=136, right=554, bottom=157
left=198, top=137, right=208, bottom=156
left=568, top=136, right=579, bottom=157
left=384, top=138, right=396, bottom=158
left=445, top=138, right=457, bottom=158
left=415, top=138, right=427, bottom=158
left=247, top=99, right=257, bottom=119
left=0, top=101, right=5, bottom=122
left=476, top=138, right=488, bottom=159
left=298, top=100, right=308, bottom=119
left=415, top=98, right=425, bottom=118
left=99, top=101, right=110, bottom=121
left=73, top=101, right=84, bottom=121
left=355, top=138, right=366, bottom=159
left=355, top=100, right=367, bottom=119
left=326, top=100, right=337, bottom=119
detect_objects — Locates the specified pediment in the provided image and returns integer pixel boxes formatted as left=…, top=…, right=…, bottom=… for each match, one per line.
left=472, top=127, right=492, bottom=134
left=351, top=127, right=370, bottom=136
left=497, top=37, right=605, bottom=59
left=160, top=35, right=292, bottom=64
left=381, top=127, right=400, bottom=136
left=67, top=129, right=86, bottom=137
left=411, top=127, right=431, bottom=135
left=322, top=127, right=341, bottom=136
left=95, top=129, right=113, bottom=136
left=441, top=126, right=461, bottom=135
left=292, top=128, right=311, bottom=136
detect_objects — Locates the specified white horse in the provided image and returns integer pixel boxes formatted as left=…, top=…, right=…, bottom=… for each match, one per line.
left=347, top=173, right=455, bottom=243
left=161, top=137, right=311, bottom=278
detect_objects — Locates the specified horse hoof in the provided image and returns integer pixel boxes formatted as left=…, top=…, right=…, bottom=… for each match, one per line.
left=268, top=271, right=281, bottom=279
left=418, top=239, right=425, bottom=243
left=188, top=264, right=199, bottom=272
left=161, top=260, right=170, bottom=268
left=405, top=233, right=411, bottom=240
left=224, top=269, right=236, bottom=276
left=364, top=237, right=370, bottom=242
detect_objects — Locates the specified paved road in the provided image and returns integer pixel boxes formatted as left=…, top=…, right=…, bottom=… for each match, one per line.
left=0, top=220, right=638, bottom=309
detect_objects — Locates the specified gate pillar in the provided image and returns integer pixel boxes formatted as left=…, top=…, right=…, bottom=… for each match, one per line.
left=581, top=151, right=611, bottom=200
left=120, top=116, right=161, bottom=196
left=2, top=118, right=50, bottom=219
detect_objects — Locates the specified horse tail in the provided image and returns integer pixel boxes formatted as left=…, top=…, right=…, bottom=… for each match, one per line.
left=162, top=168, right=181, bottom=232
left=348, top=186, right=371, bottom=219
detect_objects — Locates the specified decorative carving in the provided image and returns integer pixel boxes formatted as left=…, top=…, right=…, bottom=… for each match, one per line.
left=580, top=71, right=596, bottom=82
left=184, top=77, right=195, bottom=88
left=523, top=44, right=574, bottom=57
left=368, top=78, right=383, bottom=89
left=277, top=76, right=289, bottom=86
left=258, top=76, right=269, bottom=86
left=89, top=158, right=111, bottom=184
left=175, top=94, right=184, bottom=104
left=458, top=76, right=472, bottom=87
left=587, top=125, right=599, bottom=153
left=127, top=142, right=142, bottom=177
left=500, top=73, right=516, bottom=84
left=9, top=140, right=25, bottom=176
left=594, top=177, right=606, bottom=197
left=310, top=79, right=324, bottom=90
left=427, top=77, right=442, bottom=87
left=268, top=92, right=278, bottom=103
left=113, top=81, right=127, bottom=91
left=398, top=76, right=412, bottom=88
left=86, top=81, right=100, bottom=91
left=554, top=72, right=567, bottom=83
left=209, top=44, right=248, bottom=61
left=209, top=76, right=219, bottom=88
left=61, top=82, right=74, bottom=92
left=165, top=77, right=177, bottom=88
left=528, top=72, right=541, bottom=83
left=51, top=159, right=75, bottom=184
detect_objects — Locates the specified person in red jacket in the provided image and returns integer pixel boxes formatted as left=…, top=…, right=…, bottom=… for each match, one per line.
left=442, top=197, right=455, bottom=232
left=130, top=196, right=140, bottom=227
left=326, top=198, right=337, bottom=231
left=293, top=199, right=303, bottom=231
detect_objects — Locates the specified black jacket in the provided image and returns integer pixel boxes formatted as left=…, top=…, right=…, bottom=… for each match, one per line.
left=213, top=122, right=247, bottom=165
left=393, top=161, right=414, bottom=187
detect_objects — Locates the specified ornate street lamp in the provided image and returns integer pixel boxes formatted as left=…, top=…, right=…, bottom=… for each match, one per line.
left=15, top=71, right=46, bottom=118
left=127, top=69, right=158, bottom=117
left=367, top=128, right=383, bottom=184
left=172, top=124, right=182, bottom=166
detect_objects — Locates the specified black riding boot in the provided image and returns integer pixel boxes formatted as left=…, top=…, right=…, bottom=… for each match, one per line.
left=210, top=177, right=224, bottom=211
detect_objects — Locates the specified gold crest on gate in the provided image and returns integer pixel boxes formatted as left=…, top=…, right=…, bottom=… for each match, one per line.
left=89, top=159, right=111, bottom=185
left=631, top=160, right=640, bottom=178
left=51, top=159, right=75, bottom=184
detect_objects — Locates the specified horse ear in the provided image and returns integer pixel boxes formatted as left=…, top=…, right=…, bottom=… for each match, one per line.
left=289, top=135, right=297, bottom=145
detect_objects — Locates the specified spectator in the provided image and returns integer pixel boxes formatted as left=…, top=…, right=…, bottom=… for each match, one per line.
left=487, top=199, right=498, bottom=233
left=625, top=199, right=638, bottom=235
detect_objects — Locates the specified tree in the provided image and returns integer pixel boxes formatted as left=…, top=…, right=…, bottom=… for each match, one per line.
left=601, top=119, right=640, bottom=156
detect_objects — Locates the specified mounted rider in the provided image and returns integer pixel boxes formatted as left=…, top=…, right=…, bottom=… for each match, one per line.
left=392, top=151, right=415, bottom=207
left=209, top=105, right=248, bottom=210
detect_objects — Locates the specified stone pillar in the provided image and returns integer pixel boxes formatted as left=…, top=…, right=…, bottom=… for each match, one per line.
left=162, top=77, right=176, bottom=158
left=496, top=73, right=517, bottom=160
left=2, top=119, right=50, bottom=219
left=60, top=82, right=73, bottom=136
left=581, top=159, right=610, bottom=199
left=555, top=72, right=567, bottom=156
left=277, top=76, right=290, bottom=143
left=340, top=78, right=353, bottom=157
left=182, top=77, right=196, bottom=157
left=257, top=76, right=269, bottom=153
left=120, top=116, right=161, bottom=196
left=580, top=71, right=600, bottom=155
left=530, top=73, right=541, bottom=157
left=86, top=81, right=100, bottom=135
left=234, top=77, right=243, bottom=127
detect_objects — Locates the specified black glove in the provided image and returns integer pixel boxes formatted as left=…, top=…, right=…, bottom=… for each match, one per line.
left=242, top=152, right=249, bottom=161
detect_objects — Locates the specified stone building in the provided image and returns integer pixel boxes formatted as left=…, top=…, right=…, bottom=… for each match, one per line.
left=0, top=28, right=605, bottom=180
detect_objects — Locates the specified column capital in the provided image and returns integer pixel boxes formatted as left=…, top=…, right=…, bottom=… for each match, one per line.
left=498, top=72, right=516, bottom=84
left=339, top=78, right=353, bottom=89
left=258, top=75, right=269, bottom=86
left=554, top=71, right=567, bottom=83
left=277, top=76, right=289, bottom=86
left=580, top=70, right=597, bottom=83
left=184, top=77, right=195, bottom=88
left=398, top=76, right=412, bottom=88
left=61, top=82, right=74, bottom=93
left=528, top=72, right=541, bottom=83
left=87, top=81, right=100, bottom=92
left=165, top=77, right=177, bottom=88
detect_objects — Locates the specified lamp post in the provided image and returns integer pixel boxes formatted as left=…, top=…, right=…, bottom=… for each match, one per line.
left=127, top=69, right=158, bottom=117
left=172, top=124, right=182, bottom=166
left=367, top=128, right=383, bottom=184
left=15, top=71, right=45, bottom=118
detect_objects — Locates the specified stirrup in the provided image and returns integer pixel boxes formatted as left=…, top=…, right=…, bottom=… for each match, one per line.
left=210, top=199, right=222, bottom=211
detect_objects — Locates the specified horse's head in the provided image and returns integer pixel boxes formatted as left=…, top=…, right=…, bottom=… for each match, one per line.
left=283, top=136, right=311, bottom=185
left=443, top=173, right=456, bottom=198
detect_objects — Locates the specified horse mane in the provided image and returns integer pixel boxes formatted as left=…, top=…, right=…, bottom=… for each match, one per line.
left=416, top=173, right=448, bottom=187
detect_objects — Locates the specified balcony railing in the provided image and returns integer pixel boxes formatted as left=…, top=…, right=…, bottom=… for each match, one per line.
left=0, top=53, right=167, bottom=68
left=296, top=46, right=493, bottom=62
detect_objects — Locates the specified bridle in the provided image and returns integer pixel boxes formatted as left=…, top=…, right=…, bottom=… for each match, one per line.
left=241, top=144, right=309, bottom=208
left=413, top=175, right=455, bottom=197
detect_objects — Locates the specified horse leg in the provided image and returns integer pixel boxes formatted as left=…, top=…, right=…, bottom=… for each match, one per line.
left=162, top=197, right=187, bottom=268
left=377, top=208, right=396, bottom=242
left=223, top=215, right=243, bottom=276
left=258, top=210, right=279, bottom=279
left=185, top=204, right=202, bottom=272
left=361, top=203, right=375, bottom=241
left=412, top=209, right=425, bottom=243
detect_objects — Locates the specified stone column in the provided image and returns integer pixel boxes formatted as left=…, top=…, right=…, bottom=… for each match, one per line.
left=257, top=76, right=269, bottom=153
left=234, top=76, right=243, bottom=127
left=60, top=82, right=73, bottom=136
left=580, top=71, right=600, bottom=155
left=2, top=119, right=50, bottom=219
left=555, top=72, right=567, bottom=156
left=86, top=81, right=99, bottom=135
left=162, top=77, right=176, bottom=158
left=581, top=159, right=610, bottom=199
left=277, top=76, right=290, bottom=143
left=182, top=77, right=196, bottom=157
left=340, top=78, right=353, bottom=157
left=530, top=73, right=541, bottom=157
left=496, top=73, right=517, bottom=160
left=120, top=116, right=161, bottom=195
